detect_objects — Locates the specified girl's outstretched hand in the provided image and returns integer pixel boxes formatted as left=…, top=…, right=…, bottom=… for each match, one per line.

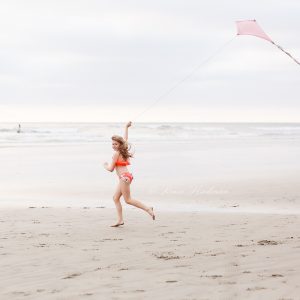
left=103, top=162, right=108, bottom=169
left=126, top=121, right=132, bottom=128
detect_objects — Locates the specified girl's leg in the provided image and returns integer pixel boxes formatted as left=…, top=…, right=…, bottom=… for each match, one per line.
left=112, top=182, right=124, bottom=224
left=120, top=180, right=154, bottom=218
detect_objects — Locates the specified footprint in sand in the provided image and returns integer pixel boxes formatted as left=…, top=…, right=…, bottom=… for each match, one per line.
left=35, top=243, right=48, bottom=248
left=159, top=232, right=174, bottom=236
left=222, top=281, right=237, bottom=285
left=50, top=289, right=61, bottom=294
left=210, top=252, right=226, bottom=256
left=257, top=240, right=281, bottom=245
left=271, top=274, right=284, bottom=277
left=153, top=252, right=181, bottom=260
left=201, top=275, right=223, bottom=279
left=246, top=286, right=266, bottom=291
left=39, top=233, right=50, bottom=237
left=63, top=273, right=82, bottom=279
left=175, top=265, right=191, bottom=268
left=56, top=243, right=72, bottom=248
left=81, top=293, right=93, bottom=296
left=12, top=291, right=31, bottom=296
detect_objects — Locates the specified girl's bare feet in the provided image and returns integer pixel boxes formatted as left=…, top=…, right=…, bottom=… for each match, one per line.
left=110, top=222, right=124, bottom=227
left=147, top=207, right=155, bottom=220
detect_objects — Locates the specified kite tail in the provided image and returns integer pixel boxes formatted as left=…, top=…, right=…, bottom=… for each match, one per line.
left=271, top=42, right=300, bottom=66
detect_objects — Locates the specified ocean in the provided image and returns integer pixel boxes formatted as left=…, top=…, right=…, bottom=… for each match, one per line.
left=1, top=122, right=300, bottom=146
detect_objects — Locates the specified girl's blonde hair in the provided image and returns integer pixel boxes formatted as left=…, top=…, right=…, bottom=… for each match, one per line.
left=111, top=135, right=133, bottom=160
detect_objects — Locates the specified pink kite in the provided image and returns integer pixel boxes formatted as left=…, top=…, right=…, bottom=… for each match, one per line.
left=236, top=19, right=300, bottom=65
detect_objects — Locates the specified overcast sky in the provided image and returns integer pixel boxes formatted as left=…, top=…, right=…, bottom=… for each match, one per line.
left=0, top=0, right=299, bottom=122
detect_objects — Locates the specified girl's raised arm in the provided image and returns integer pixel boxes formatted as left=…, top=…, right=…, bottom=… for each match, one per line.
left=124, top=121, right=132, bottom=141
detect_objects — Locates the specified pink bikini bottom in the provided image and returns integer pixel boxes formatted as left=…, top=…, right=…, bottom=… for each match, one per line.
left=119, top=172, right=133, bottom=183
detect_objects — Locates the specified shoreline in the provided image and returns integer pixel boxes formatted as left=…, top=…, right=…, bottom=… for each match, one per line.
left=1, top=204, right=300, bottom=215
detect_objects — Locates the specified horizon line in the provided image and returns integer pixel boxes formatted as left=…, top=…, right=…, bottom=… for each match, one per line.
left=1, top=121, right=300, bottom=124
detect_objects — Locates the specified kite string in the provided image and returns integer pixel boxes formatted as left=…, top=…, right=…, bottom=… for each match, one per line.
left=131, top=36, right=236, bottom=122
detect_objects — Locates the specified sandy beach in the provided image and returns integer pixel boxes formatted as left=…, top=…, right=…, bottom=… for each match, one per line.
left=1, top=207, right=300, bottom=299
left=1, top=122, right=300, bottom=299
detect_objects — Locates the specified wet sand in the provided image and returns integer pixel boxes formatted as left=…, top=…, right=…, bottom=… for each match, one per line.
left=1, top=207, right=300, bottom=299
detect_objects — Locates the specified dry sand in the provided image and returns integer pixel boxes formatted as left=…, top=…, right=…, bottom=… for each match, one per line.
left=1, top=207, right=300, bottom=299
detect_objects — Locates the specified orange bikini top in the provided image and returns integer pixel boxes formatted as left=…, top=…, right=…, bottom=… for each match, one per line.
left=115, top=159, right=130, bottom=166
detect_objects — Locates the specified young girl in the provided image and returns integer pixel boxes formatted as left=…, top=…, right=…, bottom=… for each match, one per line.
left=103, top=121, right=155, bottom=227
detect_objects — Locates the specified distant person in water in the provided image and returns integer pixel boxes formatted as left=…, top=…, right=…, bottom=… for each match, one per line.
left=17, top=124, right=21, bottom=133
left=103, top=121, right=155, bottom=227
